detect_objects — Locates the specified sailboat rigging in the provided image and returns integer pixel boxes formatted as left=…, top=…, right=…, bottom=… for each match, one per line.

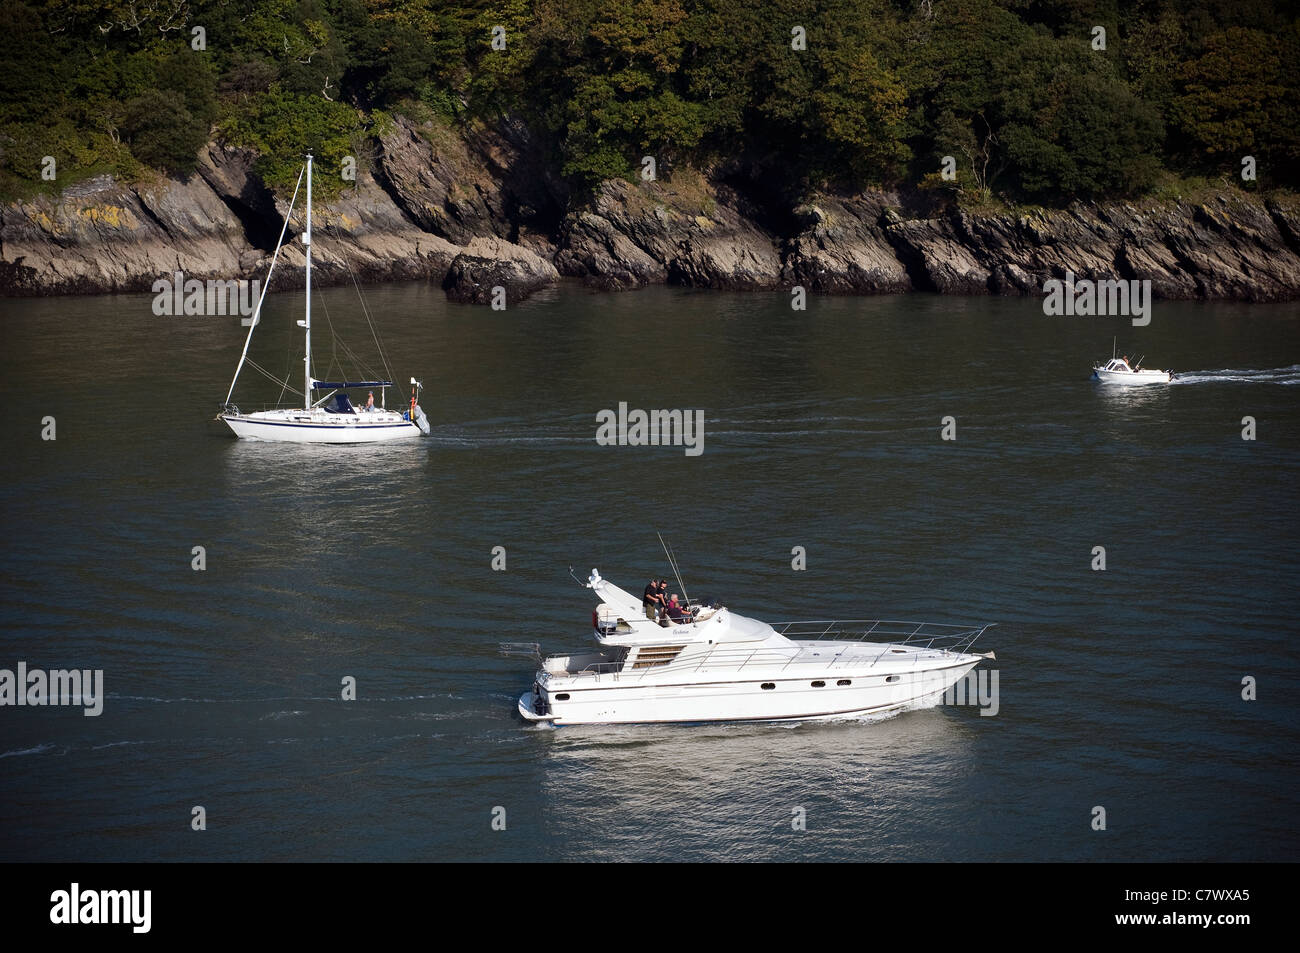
left=218, top=154, right=430, bottom=443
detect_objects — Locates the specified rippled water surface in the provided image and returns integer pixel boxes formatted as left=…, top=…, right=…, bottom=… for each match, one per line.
left=1, top=283, right=1297, bottom=861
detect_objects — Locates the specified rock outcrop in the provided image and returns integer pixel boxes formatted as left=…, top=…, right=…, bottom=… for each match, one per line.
left=5, top=118, right=1300, bottom=303
left=778, top=191, right=1300, bottom=302
left=0, top=168, right=252, bottom=296
left=780, top=196, right=911, bottom=294
left=0, top=142, right=458, bottom=296
left=555, top=175, right=783, bottom=291
left=373, top=114, right=563, bottom=248
left=442, top=236, right=559, bottom=304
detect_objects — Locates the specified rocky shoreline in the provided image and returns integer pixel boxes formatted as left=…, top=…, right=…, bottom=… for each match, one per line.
left=4, top=115, right=1299, bottom=303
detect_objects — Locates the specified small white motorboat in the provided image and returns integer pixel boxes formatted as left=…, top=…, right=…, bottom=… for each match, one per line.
left=1091, top=339, right=1174, bottom=385
left=507, top=568, right=995, bottom=727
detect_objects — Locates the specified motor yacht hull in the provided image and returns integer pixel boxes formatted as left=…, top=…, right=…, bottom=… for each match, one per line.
left=222, top=410, right=422, bottom=443
left=519, top=656, right=981, bottom=726
left=514, top=568, right=995, bottom=728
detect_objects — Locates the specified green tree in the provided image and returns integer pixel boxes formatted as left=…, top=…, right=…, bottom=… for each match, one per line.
left=219, top=90, right=363, bottom=195
left=1173, top=26, right=1300, bottom=180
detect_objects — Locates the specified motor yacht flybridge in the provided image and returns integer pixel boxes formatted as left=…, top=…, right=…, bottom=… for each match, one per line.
left=510, top=569, right=995, bottom=726
left=218, top=154, right=430, bottom=443
left=1092, top=339, right=1174, bottom=385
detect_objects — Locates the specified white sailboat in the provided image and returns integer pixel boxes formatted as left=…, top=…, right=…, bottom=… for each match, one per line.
left=218, top=154, right=430, bottom=443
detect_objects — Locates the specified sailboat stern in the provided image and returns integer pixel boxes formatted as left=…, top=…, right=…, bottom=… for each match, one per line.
left=412, top=404, right=431, bottom=435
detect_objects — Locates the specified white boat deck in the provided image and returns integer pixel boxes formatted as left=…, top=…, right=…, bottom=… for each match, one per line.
left=538, top=620, right=994, bottom=682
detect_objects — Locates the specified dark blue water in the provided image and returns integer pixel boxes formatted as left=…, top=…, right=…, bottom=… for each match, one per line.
left=1, top=284, right=1297, bottom=860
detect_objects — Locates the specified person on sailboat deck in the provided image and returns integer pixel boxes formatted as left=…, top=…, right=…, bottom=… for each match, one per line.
left=665, top=594, right=688, bottom=624
left=644, top=579, right=664, bottom=620
left=365, top=391, right=375, bottom=410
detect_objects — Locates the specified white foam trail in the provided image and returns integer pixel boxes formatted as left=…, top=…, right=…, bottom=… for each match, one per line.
left=0, top=743, right=56, bottom=759
left=1171, top=365, right=1300, bottom=385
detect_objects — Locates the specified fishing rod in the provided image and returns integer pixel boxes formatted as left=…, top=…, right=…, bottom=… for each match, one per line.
left=658, top=533, right=691, bottom=608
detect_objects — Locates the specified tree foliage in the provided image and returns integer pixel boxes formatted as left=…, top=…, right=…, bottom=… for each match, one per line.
left=1, top=0, right=1297, bottom=204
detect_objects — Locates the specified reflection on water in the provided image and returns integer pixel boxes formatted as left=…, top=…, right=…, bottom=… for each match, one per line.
left=534, top=710, right=976, bottom=861
left=218, top=438, right=431, bottom=515
left=1091, top=380, right=1173, bottom=415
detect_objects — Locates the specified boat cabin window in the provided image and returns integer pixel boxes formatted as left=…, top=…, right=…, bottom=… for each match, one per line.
left=811, top=680, right=825, bottom=687
left=555, top=693, right=570, bottom=701
left=837, top=679, right=852, bottom=686
left=761, top=683, right=775, bottom=690
left=885, top=675, right=899, bottom=683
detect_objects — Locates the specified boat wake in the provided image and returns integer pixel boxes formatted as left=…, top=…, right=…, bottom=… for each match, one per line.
left=0, top=743, right=59, bottom=759
left=1171, top=365, right=1300, bottom=385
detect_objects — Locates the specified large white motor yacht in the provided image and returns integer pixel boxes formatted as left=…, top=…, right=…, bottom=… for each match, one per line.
left=512, top=570, right=995, bottom=726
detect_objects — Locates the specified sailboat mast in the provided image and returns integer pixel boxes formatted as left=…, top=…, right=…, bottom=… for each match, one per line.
left=303, top=154, right=313, bottom=410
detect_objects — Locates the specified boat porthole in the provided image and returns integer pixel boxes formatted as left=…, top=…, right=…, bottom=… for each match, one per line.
left=837, top=679, right=852, bottom=686
left=811, top=680, right=825, bottom=687
left=761, top=683, right=775, bottom=690
left=885, top=676, right=899, bottom=683
left=555, top=693, right=570, bottom=701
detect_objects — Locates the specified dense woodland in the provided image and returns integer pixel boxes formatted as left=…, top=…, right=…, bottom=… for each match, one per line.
left=1, top=0, right=1297, bottom=207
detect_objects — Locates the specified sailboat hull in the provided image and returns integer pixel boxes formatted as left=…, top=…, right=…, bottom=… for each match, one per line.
left=222, top=410, right=423, bottom=443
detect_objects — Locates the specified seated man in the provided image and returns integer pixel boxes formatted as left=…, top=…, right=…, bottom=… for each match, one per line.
left=665, top=594, right=688, bottom=624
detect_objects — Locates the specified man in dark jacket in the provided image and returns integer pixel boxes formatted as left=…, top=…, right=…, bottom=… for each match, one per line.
left=644, top=579, right=665, bottom=620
